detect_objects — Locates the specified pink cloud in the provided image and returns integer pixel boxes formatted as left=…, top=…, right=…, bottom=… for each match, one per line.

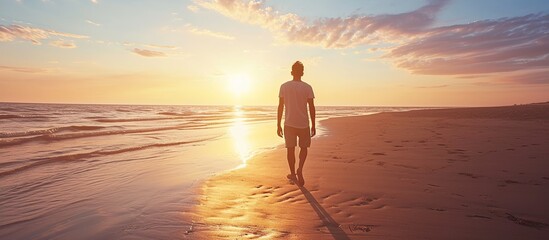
left=0, top=24, right=88, bottom=46
left=285, top=0, right=451, bottom=48
left=195, top=0, right=449, bottom=48
left=132, top=48, right=167, bottom=57
left=496, top=70, right=549, bottom=84
left=416, top=85, right=449, bottom=89
left=385, top=14, right=549, bottom=76
left=50, top=39, right=76, bottom=49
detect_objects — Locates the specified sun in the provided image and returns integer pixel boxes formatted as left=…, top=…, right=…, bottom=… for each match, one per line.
left=227, top=74, right=251, bottom=96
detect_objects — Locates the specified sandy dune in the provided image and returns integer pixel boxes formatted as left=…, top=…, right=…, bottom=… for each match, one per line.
left=190, top=104, right=549, bottom=239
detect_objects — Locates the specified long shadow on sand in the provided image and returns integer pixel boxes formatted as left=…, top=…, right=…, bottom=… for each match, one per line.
left=298, top=185, right=351, bottom=240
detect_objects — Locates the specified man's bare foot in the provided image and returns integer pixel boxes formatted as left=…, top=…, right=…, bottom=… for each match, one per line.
left=296, top=169, right=305, bottom=186
left=286, top=173, right=297, bottom=182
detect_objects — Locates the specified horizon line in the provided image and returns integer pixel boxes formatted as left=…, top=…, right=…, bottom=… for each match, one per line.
left=1, top=100, right=545, bottom=108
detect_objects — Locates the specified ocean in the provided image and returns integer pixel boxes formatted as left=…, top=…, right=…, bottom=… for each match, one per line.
left=0, top=102, right=424, bottom=239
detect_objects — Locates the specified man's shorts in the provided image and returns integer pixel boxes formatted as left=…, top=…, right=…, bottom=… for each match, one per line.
left=284, top=125, right=311, bottom=148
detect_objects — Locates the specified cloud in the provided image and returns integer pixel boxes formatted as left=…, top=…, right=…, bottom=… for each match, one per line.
left=86, top=20, right=101, bottom=27
left=91, top=0, right=98, bottom=4
left=0, top=65, right=48, bottom=73
left=195, top=0, right=449, bottom=48
left=185, top=24, right=235, bottom=40
left=497, top=70, right=549, bottom=84
left=187, top=5, right=200, bottom=12
left=120, top=41, right=179, bottom=50
left=385, top=14, right=549, bottom=76
left=416, top=85, right=449, bottom=89
left=50, top=39, right=76, bottom=48
left=0, top=24, right=88, bottom=45
left=132, top=48, right=167, bottom=57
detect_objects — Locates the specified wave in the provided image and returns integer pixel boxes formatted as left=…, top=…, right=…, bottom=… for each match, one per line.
left=0, top=125, right=106, bottom=138
left=187, top=115, right=234, bottom=122
left=0, top=114, right=49, bottom=120
left=157, top=111, right=193, bottom=116
left=0, top=114, right=20, bottom=119
left=241, top=106, right=273, bottom=112
left=0, top=135, right=221, bottom=179
left=94, top=116, right=189, bottom=123
left=94, top=112, right=236, bottom=123
left=0, top=123, right=207, bottom=147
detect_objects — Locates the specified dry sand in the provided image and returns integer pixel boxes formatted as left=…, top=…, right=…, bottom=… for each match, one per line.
left=189, top=104, right=549, bottom=239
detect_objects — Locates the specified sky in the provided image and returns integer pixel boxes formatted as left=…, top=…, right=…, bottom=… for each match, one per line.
left=0, top=0, right=548, bottom=106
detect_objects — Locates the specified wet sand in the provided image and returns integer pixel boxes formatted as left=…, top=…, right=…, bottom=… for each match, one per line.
left=190, top=104, right=549, bottom=239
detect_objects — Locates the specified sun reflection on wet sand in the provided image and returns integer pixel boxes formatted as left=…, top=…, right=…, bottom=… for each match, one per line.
left=193, top=149, right=312, bottom=239
left=193, top=106, right=318, bottom=239
left=229, top=106, right=253, bottom=169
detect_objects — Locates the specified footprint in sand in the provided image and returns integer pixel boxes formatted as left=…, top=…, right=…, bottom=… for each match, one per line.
left=320, top=191, right=340, bottom=200
left=458, top=172, right=481, bottom=179
left=372, top=152, right=386, bottom=156
left=429, top=208, right=446, bottom=212
left=346, top=224, right=374, bottom=233
left=467, top=215, right=492, bottom=219
left=394, top=164, right=418, bottom=169
left=351, top=196, right=379, bottom=206
left=506, top=213, right=548, bottom=229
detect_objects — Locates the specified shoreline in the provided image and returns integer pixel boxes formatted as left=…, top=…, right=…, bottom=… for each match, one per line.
left=1, top=104, right=420, bottom=239
left=189, top=104, right=549, bottom=239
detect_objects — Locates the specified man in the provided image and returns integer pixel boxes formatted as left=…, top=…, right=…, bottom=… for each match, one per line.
left=277, top=61, right=316, bottom=186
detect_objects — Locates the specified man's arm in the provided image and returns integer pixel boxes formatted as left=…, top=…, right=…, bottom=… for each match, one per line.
left=308, top=98, right=316, bottom=137
left=277, top=97, right=284, bottom=137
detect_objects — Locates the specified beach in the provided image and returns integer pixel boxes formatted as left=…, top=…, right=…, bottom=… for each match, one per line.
left=191, top=104, right=549, bottom=239
left=1, top=103, right=548, bottom=239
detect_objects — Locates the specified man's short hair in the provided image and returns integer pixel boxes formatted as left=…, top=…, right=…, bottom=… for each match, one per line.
left=292, top=61, right=304, bottom=73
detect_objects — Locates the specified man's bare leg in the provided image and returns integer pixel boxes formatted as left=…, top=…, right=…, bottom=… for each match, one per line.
left=297, top=147, right=307, bottom=186
left=286, top=147, right=296, bottom=180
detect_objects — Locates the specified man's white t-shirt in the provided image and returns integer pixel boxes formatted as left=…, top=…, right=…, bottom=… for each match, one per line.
left=279, top=80, right=315, bottom=129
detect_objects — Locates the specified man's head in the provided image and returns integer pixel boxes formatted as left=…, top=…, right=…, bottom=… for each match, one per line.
left=291, top=61, right=304, bottom=78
